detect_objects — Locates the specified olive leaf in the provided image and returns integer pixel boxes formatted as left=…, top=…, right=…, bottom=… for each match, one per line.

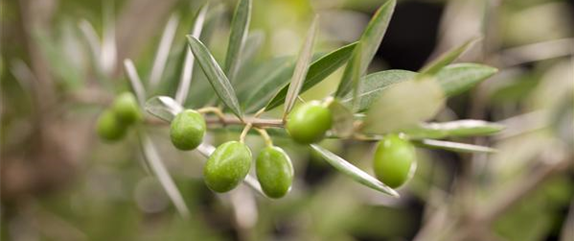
left=145, top=96, right=184, bottom=122
left=243, top=59, right=294, bottom=113
left=362, top=77, right=445, bottom=134
left=139, top=132, right=190, bottom=218
left=123, top=59, right=147, bottom=106
left=283, top=16, right=319, bottom=117
left=149, top=14, right=179, bottom=89
left=412, top=139, right=497, bottom=153
left=335, top=0, right=396, bottom=97
left=224, top=0, right=252, bottom=83
left=419, top=37, right=480, bottom=77
left=265, top=41, right=358, bottom=111
left=328, top=99, right=355, bottom=138
left=310, top=144, right=399, bottom=197
left=175, top=4, right=209, bottom=104
left=187, top=36, right=243, bottom=119
left=239, top=30, right=265, bottom=70
left=437, top=63, right=498, bottom=97
left=401, top=120, right=504, bottom=139
left=340, top=69, right=416, bottom=112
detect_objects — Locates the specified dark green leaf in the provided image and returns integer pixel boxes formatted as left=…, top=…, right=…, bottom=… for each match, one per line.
left=437, top=63, right=497, bottom=97
left=310, top=144, right=399, bottom=197
left=265, top=41, right=358, bottom=111
left=187, top=36, right=243, bottom=118
left=283, top=16, right=319, bottom=117
left=224, top=0, right=252, bottom=82
left=335, top=0, right=396, bottom=97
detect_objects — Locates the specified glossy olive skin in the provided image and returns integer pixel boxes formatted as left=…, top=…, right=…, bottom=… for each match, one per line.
left=373, top=134, right=417, bottom=188
left=112, top=92, right=141, bottom=125
left=286, top=101, right=333, bottom=144
left=170, top=109, right=206, bottom=150
left=204, top=141, right=252, bottom=193
left=256, top=146, right=294, bottom=198
left=96, top=110, right=126, bottom=141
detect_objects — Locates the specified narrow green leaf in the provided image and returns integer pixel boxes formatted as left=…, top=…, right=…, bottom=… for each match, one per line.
left=123, top=59, right=147, bottom=106
left=413, top=139, right=497, bottom=153
left=149, top=14, right=179, bottom=88
left=187, top=36, right=243, bottom=118
left=362, top=77, right=445, bottom=134
left=328, top=99, right=355, bottom=138
left=139, top=132, right=190, bottom=218
left=335, top=0, right=396, bottom=97
left=224, top=0, right=252, bottom=82
left=402, top=120, right=505, bottom=139
left=283, top=16, right=319, bottom=117
left=340, top=69, right=416, bottom=112
left=310, top=144, right=399, bottom=197
left=239, top=30, right=265, bottom=68
left=265, top=42, right=358, bottom=111
left=175, top=4, right=209, bottom=104
left=243, top=60, right=294, bottom=113
left=419, top=37, right=480, bottom=76
left=145, top=96, right=183, bottom=122
left=437, top=63, right=498, bottom=97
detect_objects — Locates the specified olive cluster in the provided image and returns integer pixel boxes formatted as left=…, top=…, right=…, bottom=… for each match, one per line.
left=96, top=92, right=142, bottom=141
left=164, top=100, right=417, bottom=198
left=168, top=109, right=294, bottom=198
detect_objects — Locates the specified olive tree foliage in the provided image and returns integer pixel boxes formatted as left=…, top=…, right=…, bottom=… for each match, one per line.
left=92, top=0, right=503, bottom=216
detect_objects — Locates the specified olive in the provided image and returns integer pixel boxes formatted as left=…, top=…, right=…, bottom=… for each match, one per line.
left=373, top=134, right=417, bottom=188
left=170, top=109, right=206, bottom=150
left=286, top=101, right=332, bottom=144
left=111, top=92, right=141, bottom=125
left=256, top=146, right=294, bottom=198
left=96, top=110, right=127, bottom=141
left=204, top=141, right=252, bottom=193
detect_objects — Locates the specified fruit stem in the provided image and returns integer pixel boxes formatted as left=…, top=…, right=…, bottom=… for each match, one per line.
left=197, top=107, right=227, bottom=123
left=239, top=123, right=252, bottom=143
left=254, top=127, right=273, bottom=147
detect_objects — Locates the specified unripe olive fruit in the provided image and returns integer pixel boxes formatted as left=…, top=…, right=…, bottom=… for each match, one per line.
left=256, top=146, right=294, bottom=198
left=373, top=134, right=417, bottom=188
left=170, top=109, right=206, bottom=150
left=111, top=92, right=141, bottom=125
left=204, top=141, right=252, bottom=193
left=286, top=101, right=333, bottom=144
left=96, top=110, right=127, bottom=141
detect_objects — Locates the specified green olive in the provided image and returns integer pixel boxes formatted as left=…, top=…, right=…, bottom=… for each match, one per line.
left=170, top=109, right=206, bottom=150
left=286, top=101, right=332, bottom=144
left=111, top=92, right=141, bottom=125
left=373, top=134, right=417, bottom=188
left=256, top=146, right=294, bottom=198
left=96, top=110, right=127, bottom=141
left=204, top=141, right=252, bottom=193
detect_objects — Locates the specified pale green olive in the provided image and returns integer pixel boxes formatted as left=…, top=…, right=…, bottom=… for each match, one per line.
left=170, top=109, right=206, bottom=150
left=96, top=110, right=127, bottom=141
left=256, top=146, right=293, bottom=198
left=373, top=134, right=417, bottom=188
left=111, top=92, right=141, bottom=125
left=204, top=141, right=252, bottom=193
left=286, top=101, right=332, bottom=144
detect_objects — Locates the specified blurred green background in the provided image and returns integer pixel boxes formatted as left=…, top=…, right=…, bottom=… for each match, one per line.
left=1, top=0, right=573, bottom=240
